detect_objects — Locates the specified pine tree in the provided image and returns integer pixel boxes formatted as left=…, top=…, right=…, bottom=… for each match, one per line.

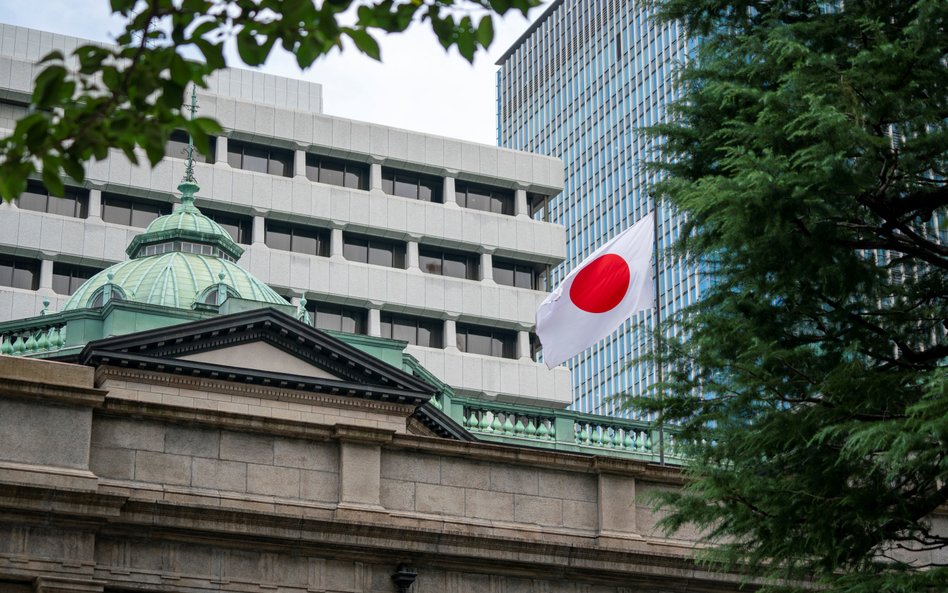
left=638, top=1, right=947, bottom=591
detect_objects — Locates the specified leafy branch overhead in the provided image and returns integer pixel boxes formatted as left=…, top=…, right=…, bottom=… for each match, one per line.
left=0, top=0, right=539, bottom=201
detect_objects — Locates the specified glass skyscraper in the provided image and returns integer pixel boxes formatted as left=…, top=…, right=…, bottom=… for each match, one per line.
left=496, top=0, right=704, bottom=415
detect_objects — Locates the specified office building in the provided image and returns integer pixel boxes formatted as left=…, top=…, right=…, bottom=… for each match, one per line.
left=0, top=23, right=571, bottom=407
left=496, top=0, right=704, bottom=414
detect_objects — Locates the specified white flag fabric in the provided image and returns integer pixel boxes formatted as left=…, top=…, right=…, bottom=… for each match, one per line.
left=536, top=212, right=655, bottom=368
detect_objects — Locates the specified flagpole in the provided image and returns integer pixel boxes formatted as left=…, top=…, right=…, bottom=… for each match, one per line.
left=653, top=197, right=665, bottom=466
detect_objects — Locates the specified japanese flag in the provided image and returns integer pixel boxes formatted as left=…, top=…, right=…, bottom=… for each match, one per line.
left=537, top=212, right=655, bottom=368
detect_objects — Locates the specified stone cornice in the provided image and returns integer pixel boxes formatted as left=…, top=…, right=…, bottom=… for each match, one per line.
left=97, top=366, right=417, bottom=416
left=0, top=377, right=106, bottom=409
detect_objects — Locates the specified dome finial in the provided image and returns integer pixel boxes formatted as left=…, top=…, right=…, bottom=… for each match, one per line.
left=177, top=84, right=200, bottom=209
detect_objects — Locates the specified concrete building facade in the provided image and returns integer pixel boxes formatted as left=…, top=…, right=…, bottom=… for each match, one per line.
left=0, top=23, right=570, bottom=407
left=496, top=0, right=704, bottom=415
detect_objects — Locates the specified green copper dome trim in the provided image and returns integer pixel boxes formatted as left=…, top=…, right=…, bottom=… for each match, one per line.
left=61, top=251, right=286, bottom=311
left=126, top=181, right=244, bottom=260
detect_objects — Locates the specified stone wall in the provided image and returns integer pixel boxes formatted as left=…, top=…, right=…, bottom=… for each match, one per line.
left=0, top=359, right=732, bottom=593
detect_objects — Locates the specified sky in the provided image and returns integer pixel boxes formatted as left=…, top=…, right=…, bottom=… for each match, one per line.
left=0, top=0, right=546, bottom=146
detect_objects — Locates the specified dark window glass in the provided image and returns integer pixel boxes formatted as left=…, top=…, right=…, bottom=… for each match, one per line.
left=0, top=255, right=40, bottom=290
left=343, top=233, right=406, bottom=269
left=16, top=181, right=89, bottom=219
left=380, top=168, right=443, bottom=202
left=52, top=262, right=100, bottom=295
left=418, top=247, right=478, bottom=280
left=101, top=193, right=172, bottom=228
left=228, top=140, right=293, bottom=177
left=380, top=312, right=443, bottom=348
left=265, top=222, right=328, bottom=257
left=528, top=192, right=551, bottom=222
left=305, top=301, right=366, bottom=334
left=456, top=324, right=516, bottom=358
left=456, top=181, right=514, bottom=215
left=493, top=258, right=549, bottom=290
left=305, top=154, right=368, bottom=190
left=165, top=129, right=215, bottom=163
left=203, top=210, right=252, bottom=244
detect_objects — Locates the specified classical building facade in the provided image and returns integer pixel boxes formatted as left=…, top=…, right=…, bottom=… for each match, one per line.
left=496, top=0, right=703, bottom=415
left=0, top=23, right=569, bottom=407
left=0, top=149, right=727, bottom=593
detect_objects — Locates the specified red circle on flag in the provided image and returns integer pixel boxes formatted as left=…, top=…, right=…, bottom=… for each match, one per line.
left=569, top=254, right=631, bottom=313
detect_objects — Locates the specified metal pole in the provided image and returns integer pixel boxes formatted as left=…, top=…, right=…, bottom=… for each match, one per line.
left=653, top=198, right=665, bottom=466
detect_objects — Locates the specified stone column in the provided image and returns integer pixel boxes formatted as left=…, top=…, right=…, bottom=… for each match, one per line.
left=367, top=307, right=381, bottom=337
left=215, top=136, right=229, bottom=165
left=406, top=240, right=420, bottom=271
left=330, top=228, right=345, bottom=260
left=479, top=251, right=494, bottom=282
left=369, top=162, right=383, bottom=192
left=443, top=175, right=458, bottom=207
left=443, top=317, right=458, bottom=352
left=86, top=188, right=102, bottom=220
left=294, top=149, right=307, bottom=178
left=515, top=188, right=529, bottom=218
left=38, top=259, right=55, bottom=295
left=517, top=330, right=531, bottom=360
left=252, top=215, right=266, bottom=245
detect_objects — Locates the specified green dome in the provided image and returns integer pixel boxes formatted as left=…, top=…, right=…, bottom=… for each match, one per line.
left=61, top=251, right=286, bottom=311
left=125, top=181, right=244, bottom=261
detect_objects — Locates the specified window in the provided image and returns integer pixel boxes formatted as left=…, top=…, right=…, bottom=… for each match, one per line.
left=455, top=181, right=514, bottom=215
left=16, top=181, right=88, bottom=218
left=528, top=192, right=551, bottom=222
left=530, top=332, right=542, bottom=361
left=203, top=209, right=252, bottom=244
left=227, top=140, right=293, bottom=177
left=418, top=247, right=479, bottom=280
left=305, top=154, right=367, bottom=190
left=165, top=129, right=215, bottom=163
left=493, top=258, right=550, bottom=291
left=265, top=221, right=329, bottom=257
left=305, top=301, right=366, bottom=334
left=380, top=312, right=443, bottom=348
left=381, top=167, right=442, bottom=202
left=101, top=193, right=172, bottom=228
left=0, top=255, right=40, bottom=290
left=52, top=262, right=100, bottom=295
left=342, top=234, right=406, bottom=268
left=456, top=324, right=517, bottom=359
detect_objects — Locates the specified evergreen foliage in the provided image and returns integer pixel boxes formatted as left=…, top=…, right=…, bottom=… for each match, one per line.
left=638, top=1, right=947, bottom=591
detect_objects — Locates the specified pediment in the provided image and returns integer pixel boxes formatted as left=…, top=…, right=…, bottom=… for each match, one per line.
left=178, top=342, right=342, bottom=380
left=78, top=308, right=437, bottom=405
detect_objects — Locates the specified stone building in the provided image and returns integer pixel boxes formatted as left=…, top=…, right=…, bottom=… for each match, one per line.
left=0, top=138, right=729, bottom=593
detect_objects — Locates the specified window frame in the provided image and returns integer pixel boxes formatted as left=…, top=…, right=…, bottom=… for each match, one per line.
left=342, top=233, right=407, bottom=269
left=305, top=301, right=367, bottom=335
left=264, top=221, right=330, bottom=257
left=203, top=209, right=253, bottom=245
left=305, top=154, right=368, bottom=190
left=418, top=246, right=480, bottom=281
left=165, top=129, right=215, bottom=164
left=101, top=193, right=172, bottom=228
left=455, top=324, right=517, bottom=359
left=492, top=258, right=550, bottom=291
left=455, top=181, right=515, bottom=215
left=52, top=262, right=101, bottom=295
left=17, top=181, right=89, bottom=219
left=227, top=139, right=294, bottom=177
left=380, top=312, right=443, bottom=348
left=380, top=167, right=443, bottom=203
left=0, top=255, right=40, bottom=290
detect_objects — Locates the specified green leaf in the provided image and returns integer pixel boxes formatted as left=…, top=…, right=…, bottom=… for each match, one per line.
left=348, top=29, right=381, bottom=61
left=476, top=16, right=494, bottom=48
left=32, top=65, right=66, bottom=108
